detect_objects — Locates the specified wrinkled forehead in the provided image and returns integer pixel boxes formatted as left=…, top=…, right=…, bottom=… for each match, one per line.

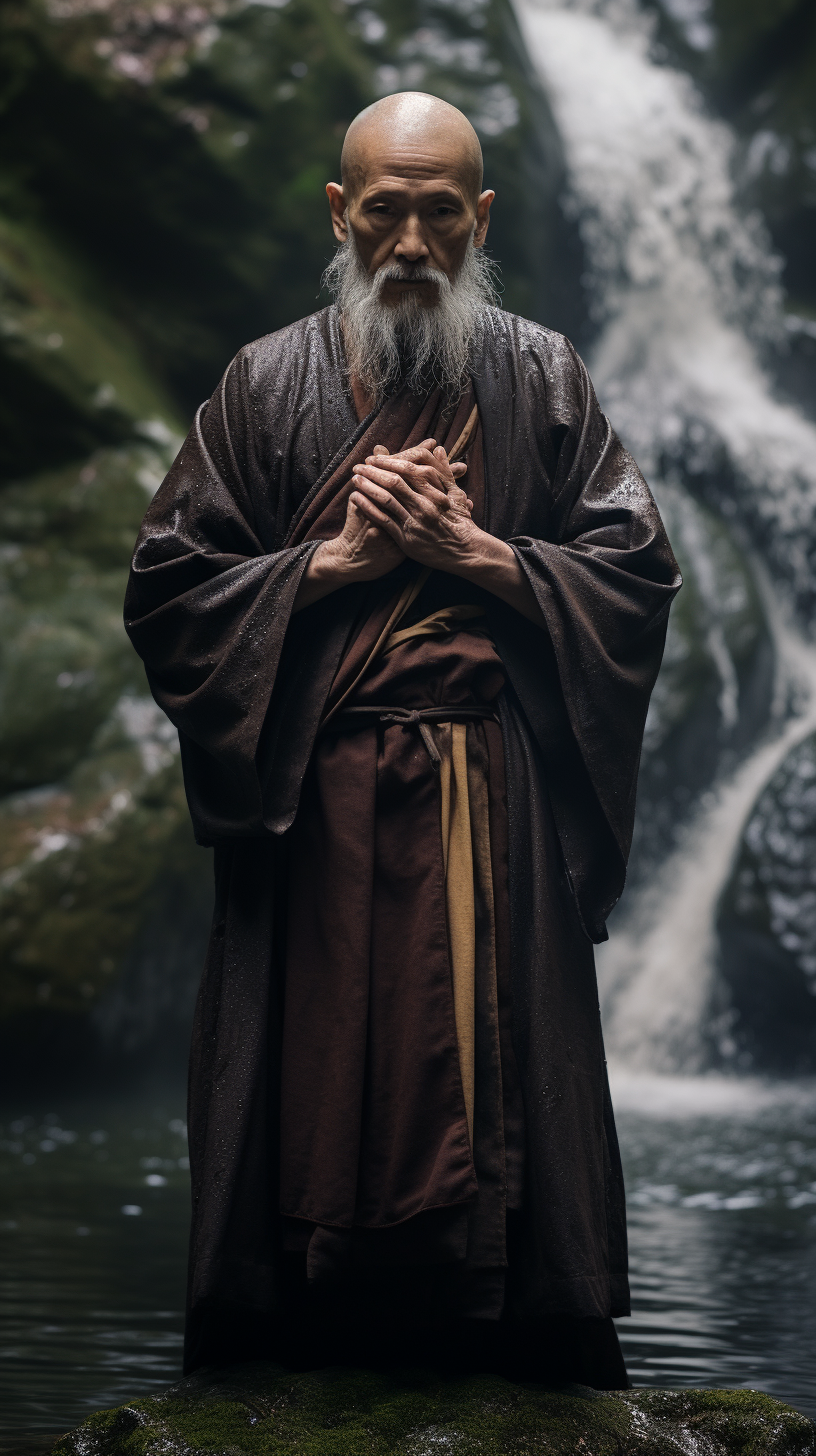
left=341, top=110, right=483, bottom=204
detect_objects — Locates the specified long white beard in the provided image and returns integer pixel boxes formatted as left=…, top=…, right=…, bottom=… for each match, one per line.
left=322, top=233, right=500, bottom=407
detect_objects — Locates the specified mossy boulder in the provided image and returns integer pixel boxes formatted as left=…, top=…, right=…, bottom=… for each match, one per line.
left=0, top=431, right=213, bottom=1074
left=53, top=1363, right=816, bottom=1456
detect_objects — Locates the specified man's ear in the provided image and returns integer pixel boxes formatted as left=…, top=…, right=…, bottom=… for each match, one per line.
left=473, top=190, right=495, bottom=248
left=326, top=183, right=348, bottom=242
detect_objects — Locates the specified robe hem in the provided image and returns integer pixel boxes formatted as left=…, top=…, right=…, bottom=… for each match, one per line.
left=279, top=1192, right=479, bottom=1230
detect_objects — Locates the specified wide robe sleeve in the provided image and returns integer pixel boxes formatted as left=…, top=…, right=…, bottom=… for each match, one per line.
left=123, top=349, right=356, bottom=842
left=479, top=323, right=681, bottom=942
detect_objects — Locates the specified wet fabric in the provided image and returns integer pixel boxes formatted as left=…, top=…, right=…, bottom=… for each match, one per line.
left=123, top=305, right=681, bottom=1378
left=278, top=389, right=519, bottom=1319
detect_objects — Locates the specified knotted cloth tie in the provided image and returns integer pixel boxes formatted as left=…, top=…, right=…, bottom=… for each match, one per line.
left=328, top=703, right=498, bottom=772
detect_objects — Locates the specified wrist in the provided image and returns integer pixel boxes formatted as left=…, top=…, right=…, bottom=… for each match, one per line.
left=445, top=523, right=507, bottom=579
left=311, top=538, right=362, bottom=584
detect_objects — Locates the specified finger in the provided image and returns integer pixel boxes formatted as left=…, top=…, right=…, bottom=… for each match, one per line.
left=367, top=448, right=466, bottom=489
left=350, top=491, right=405, bottom=544
left=346, top=496, right=384, bottom=532
left=354, top=463, right=447, bottom=508
left=433, top=446, right=465, bottom=488
left=446, top=485, right=473, bottom=516
left=368, top=443, right=440, bottom=468
left=371, top=444, right=390, bottom=456
left=357, top=460, right=448, bottom=503
left=351, top=475, right=413, bottom=524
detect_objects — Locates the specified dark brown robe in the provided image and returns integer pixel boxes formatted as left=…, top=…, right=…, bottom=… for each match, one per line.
left=278, top=388, right=524, bottom=1328
left=124, top=305, right=681, bottom=1381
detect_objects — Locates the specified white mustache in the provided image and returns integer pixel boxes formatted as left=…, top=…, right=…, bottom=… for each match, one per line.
left=374, top=263, right=446, bottom=291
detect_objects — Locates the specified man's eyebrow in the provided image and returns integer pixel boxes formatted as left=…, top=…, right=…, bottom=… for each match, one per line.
left=360, top=183, right=467, bottom=205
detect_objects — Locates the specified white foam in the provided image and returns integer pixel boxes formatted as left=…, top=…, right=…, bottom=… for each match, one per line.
left=609, top=1068, right=816, bottom=1119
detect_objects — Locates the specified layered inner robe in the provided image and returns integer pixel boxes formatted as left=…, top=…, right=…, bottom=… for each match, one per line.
left=279, top=392, right=525, bottom=1317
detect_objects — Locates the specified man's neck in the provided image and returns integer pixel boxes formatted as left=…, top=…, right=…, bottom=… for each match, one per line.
left=350, top=373, right=375, bottom=424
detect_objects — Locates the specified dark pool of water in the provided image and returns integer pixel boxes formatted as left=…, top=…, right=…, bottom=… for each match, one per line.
left=1, top=1077, right=814, bottom=1433
left=611, top=1076, right=816, bottom=1417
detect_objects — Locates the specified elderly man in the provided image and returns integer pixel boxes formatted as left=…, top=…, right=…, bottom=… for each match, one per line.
left=125, top=93, right=680, bottom=1388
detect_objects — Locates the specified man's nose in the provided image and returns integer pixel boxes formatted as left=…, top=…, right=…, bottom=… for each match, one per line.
left=394, top=217, right=429, bottom=263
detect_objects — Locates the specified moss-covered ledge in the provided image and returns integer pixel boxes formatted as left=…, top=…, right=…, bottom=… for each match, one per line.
left=53, top=1362, right=816, bottom=1456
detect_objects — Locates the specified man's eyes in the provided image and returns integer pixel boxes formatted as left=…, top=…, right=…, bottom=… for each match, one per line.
left=366, top=203, right=460, bottom=219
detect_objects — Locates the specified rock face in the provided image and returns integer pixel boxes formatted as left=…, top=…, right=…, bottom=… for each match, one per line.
left=717, top=730, right=816, bottom=1073
left=52, top=1363, right=816, bottom=1456
left=628, top=483, right=773, bottom=887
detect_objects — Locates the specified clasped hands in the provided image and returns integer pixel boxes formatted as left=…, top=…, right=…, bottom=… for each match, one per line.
left=297, top=433, right=544, bottom=626
left=314, top=437, right=481, bottom=586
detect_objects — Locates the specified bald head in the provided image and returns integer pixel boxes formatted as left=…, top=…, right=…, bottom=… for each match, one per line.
left=341, top=92, right=483, bottom=204
left=326, top=90, right=494, bottom=307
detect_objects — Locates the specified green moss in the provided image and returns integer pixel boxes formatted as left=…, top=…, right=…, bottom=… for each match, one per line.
left=52, top=1364, right=816, bottom=1456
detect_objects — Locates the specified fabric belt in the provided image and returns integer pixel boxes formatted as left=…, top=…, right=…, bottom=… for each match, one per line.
left=325, top=704, right=499, bottom=772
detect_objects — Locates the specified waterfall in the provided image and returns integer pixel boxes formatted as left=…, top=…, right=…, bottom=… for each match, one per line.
left=595, top=577, right=816, bottom=1072
left=512, top=0, right=816, bottom=1072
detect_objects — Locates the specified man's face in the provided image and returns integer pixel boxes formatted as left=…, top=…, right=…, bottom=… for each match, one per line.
left=327, top=137, right=493, bottom=309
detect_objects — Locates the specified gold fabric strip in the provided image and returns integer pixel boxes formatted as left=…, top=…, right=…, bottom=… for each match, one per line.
left=466, top=722, right=503, bottom=1148
left=436, top=721, right=477, bottom=1146
left=448, top=402, right=479, bottom=463
left=383, top=603, right=485, bottom=655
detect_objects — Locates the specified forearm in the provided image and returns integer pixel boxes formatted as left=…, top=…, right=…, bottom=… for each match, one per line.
left=447, top=532, right=545, bottom=628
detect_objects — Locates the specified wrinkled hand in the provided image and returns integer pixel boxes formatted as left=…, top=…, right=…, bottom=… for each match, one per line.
left=349, top=442, right=482, bottom=574
left=315, top=484, right=405, bottom=582
left=294, top=439, right=476, bottom=612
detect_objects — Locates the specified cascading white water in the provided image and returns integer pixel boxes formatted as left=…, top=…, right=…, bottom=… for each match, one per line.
left=512, top=0, right=816, bottom=1073
left=513, top=0, right=816, bottom=609
left=596, top=574, right=816, bottom=1072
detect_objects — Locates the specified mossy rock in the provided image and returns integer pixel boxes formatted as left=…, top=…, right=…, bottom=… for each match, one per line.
left=53, top=1362, right=816, bottom=1456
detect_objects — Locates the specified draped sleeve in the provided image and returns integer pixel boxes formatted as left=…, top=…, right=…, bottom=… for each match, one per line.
left=479, top=322, right=681, bottom=941
left=123, top=349, right=354, bottom=842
